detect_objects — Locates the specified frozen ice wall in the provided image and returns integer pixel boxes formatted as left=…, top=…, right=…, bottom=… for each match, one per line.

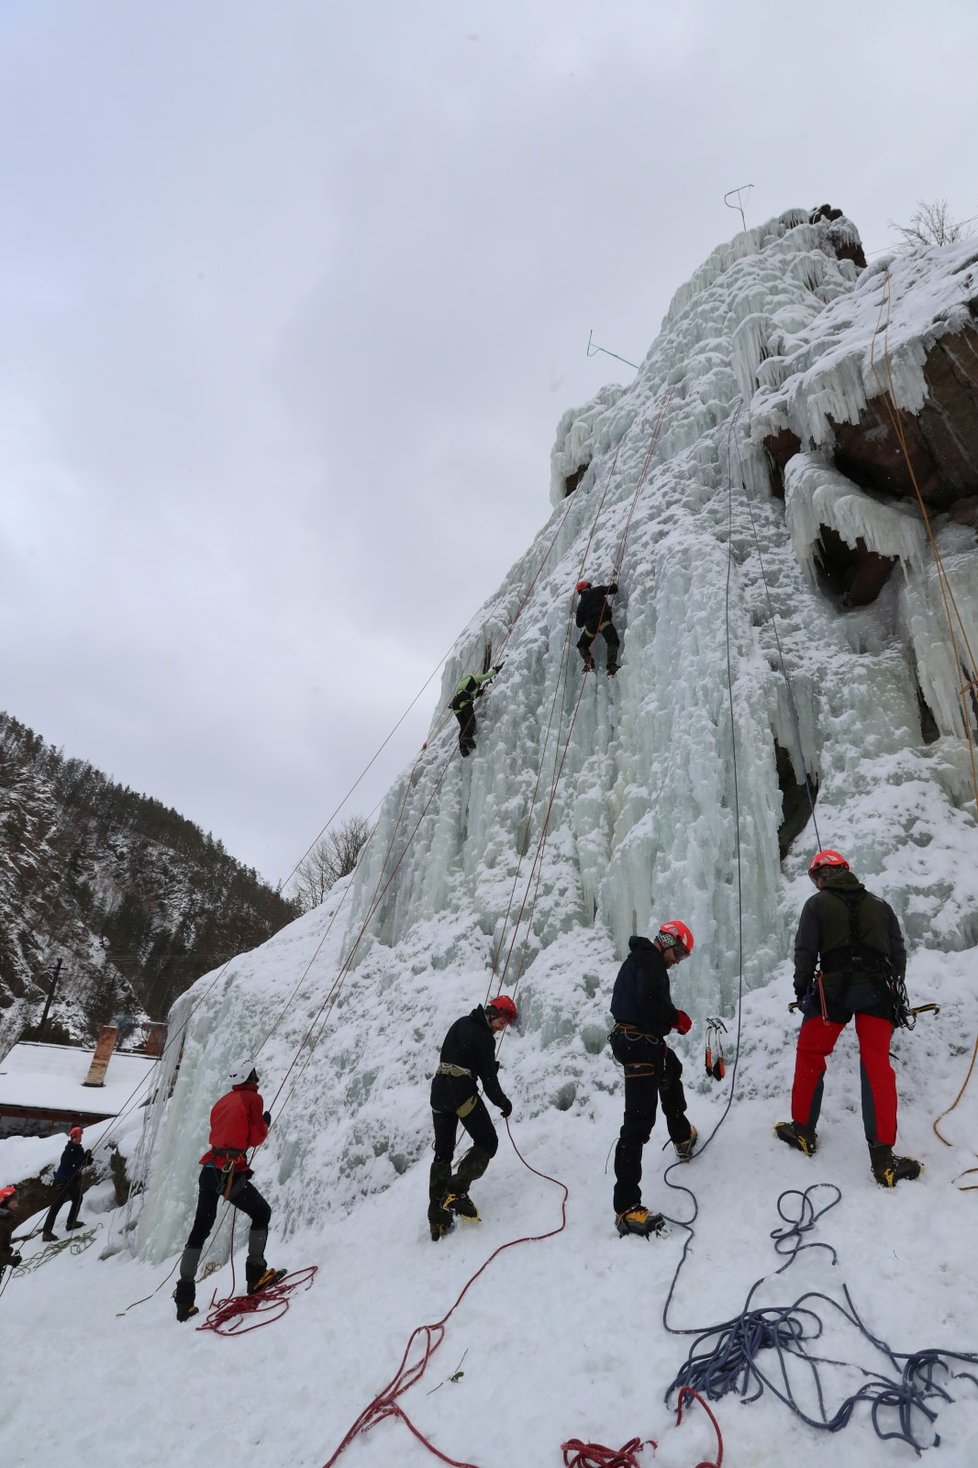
left=135, top=211, right=978, bottom=1261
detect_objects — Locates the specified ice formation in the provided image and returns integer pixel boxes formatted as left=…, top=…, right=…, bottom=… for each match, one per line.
left=133, top=211, right=978, bottom=1264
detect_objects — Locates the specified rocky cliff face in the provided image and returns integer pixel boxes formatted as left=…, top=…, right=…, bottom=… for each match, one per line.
left=0, top=712, right=300, bottom=1053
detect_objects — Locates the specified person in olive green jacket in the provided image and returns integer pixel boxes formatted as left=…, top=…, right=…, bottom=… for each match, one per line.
left=449, top=667, right=500, bottom=757
left=775, top=849, right=920, bottom=1187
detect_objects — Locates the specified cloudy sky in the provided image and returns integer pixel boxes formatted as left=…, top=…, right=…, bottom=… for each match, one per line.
left=2, top=0, right=975, bottom=888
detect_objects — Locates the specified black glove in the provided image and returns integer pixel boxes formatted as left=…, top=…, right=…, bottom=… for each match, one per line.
left=84, top=1150, right=93, bottom=1165
left=607, top=582, right=619, bottom=595
left=9, top=1252, right=21, bottom=1267
left=262, top=1111, right=272, bottom=1126
left=499, top=1098, right=512, bottom=1119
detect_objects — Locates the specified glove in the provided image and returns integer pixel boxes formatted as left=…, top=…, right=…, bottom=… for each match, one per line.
left=84, top=1150, right=93, bottom=1165
left=674, top=1010, right=692, bottom=1035
left=499, top=1098, right=513, bottom=1119
left=262, top=1111, right=272, bottom=1126
left=10, top=1252, right=21, bottom=1267
left=607, top=582, right=619, bottom=595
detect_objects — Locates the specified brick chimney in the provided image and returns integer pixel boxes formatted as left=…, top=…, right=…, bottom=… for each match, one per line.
left=83, top=1025, right=119, bottom=1087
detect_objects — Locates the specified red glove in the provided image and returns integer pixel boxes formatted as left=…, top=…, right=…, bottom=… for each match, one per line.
left=674, top=1010, right=692, bottom=1035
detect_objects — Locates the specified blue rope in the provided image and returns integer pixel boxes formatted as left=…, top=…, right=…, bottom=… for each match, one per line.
left=770, top=1183, right=841, bottom=1273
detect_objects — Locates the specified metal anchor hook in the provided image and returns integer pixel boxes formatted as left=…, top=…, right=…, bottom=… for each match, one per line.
left=723, top=184, right=754, bottom=232
left=586, top=328, right=639, bottom=372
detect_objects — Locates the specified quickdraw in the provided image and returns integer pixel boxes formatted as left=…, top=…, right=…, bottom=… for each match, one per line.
left=704, top=1017, right=727, bottom=1082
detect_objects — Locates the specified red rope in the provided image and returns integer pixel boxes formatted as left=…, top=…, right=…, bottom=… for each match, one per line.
left=560, top=1437, right=654, bottom=1467
left=196, top=1266, right=318, bottom=1337
left=561, top=1386, right=723, bottom=1468
left=321, top=1128, right=568, bottom=1467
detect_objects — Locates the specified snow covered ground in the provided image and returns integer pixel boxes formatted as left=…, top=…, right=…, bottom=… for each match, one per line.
left=4, top=209, right=978, bottom=1466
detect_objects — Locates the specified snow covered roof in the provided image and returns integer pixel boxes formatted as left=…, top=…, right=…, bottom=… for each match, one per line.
left=0, top=1041, right=158, bottom=1119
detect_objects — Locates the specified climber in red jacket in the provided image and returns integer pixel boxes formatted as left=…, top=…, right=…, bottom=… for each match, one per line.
left=173, top=1065, right=279, bottom=1322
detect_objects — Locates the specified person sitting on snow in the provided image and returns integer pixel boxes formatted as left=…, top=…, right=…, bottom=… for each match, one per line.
left=427, top=997, right=518, bottom=1240
left=776, top=849, right=920, bottom=1187
left=173, top=1064, right=280, bottom=1322
left=575, top=579, right=620, bottom=676
left=609, top=922, right=697, bottom=1237
left=42, top=1125, right=92, bottom=1240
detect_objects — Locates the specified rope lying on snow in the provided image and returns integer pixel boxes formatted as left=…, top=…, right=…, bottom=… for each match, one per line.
left=197, top=1266, right=318, bottom=1337
left=665, top=1187, right=978, bottom=1452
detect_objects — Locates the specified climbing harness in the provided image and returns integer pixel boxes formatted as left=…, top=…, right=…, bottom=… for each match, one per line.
left=704, top=1017, right=727, bottom=1081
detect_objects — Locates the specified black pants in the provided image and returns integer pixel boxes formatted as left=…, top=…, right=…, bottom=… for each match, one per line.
left=44, top=1176, right=82, bottom=1232
left=577, top=621, right=620, bottom=668
left=185, top=1166, right=271, bottom=1249
left=431, top=1095, right=499, bottom=1167
left=453, top=704, right=477, bottom=756
left=611, top=1034, right=690, bottom=1214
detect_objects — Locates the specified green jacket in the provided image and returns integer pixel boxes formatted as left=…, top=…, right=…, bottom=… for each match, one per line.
left=450, top=669, right=496, bottom=711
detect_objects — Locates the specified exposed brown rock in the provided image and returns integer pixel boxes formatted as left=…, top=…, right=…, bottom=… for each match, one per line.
left=763, top=428, right=802, bottom=500
left=813, top=525, right=896, bottom=607
left=830, top=321, right=978, bottom=511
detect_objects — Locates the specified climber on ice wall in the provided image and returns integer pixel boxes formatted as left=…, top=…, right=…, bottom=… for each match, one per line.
left=575, top=580, right=620, bottom=675
left=449, top=666, right=500, bottom=757
left=775, top=850, right=921, bottom=1187
left=427, top=997, right=517, bottom=1241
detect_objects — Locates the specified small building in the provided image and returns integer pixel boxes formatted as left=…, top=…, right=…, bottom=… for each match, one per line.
left=0, top=1023, right=165, bottom=1139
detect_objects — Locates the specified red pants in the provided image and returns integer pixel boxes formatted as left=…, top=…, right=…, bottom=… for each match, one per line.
left=790, top=1013, right=897, bottom=1146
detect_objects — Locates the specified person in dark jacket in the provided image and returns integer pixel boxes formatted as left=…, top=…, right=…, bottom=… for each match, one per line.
left=609, top=922, right=696, bottom=1236
left=575, top=579, right=620, bottom=675
left=449, top=666, right=500, bottom=757
left=173, top=1064, right=278, bottom=1322
left=0, top=1185, right=23, bottom=1283
left=775, top=849, right=920, bottom=1187
left=42, top=1125, right=91, bottom=1240
left=428, top=996, right=518, bottom=1240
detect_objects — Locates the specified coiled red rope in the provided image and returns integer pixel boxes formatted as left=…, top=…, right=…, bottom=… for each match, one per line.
left=197, top=1265, right=318, bottom=1337
left=561, top=1386, right=723, bottom=1468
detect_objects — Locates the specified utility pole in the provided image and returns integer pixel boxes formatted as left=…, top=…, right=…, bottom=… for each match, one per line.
left=35, top=958, right=63, bottom=1040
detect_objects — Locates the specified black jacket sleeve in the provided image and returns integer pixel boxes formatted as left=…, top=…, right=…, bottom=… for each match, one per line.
left=793, top=895, right=821, bottom=990
left=883, top=900, right=906, bottom=980
left=473, top=1027, right=509, bottom=1109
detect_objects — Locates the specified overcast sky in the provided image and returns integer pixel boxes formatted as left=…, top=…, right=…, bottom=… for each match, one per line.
left=2, top=1, right=975, bottom=888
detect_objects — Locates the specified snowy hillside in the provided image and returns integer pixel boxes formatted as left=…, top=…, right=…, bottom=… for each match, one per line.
left=3, top=209, right=978, bottom=1467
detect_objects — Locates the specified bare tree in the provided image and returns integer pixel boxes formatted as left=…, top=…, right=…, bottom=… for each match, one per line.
left=890, top=199, right=974, bottom=250
left=291, top=815, right=373, bottom=911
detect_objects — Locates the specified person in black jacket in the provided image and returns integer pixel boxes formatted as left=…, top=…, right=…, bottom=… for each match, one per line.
left=775, top=849, right=920, bottom=1187
left=575, top=579, right=620, bottom=675
left=42, top=1126, right=91, bottom=1241
left=609, top=922, right=696, bottom=1236
left=427, top=996, right=518, bottom=1241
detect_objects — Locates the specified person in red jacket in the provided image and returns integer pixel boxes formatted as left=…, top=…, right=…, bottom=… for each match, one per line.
left=173, top=1065, right=278, bottom=1322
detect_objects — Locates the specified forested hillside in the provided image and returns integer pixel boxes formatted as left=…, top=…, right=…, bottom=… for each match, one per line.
left=0, top=711, right=300, bottom=1051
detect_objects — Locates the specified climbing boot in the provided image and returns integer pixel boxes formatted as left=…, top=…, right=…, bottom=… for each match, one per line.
left=444, top=1192, right=479, bottom=1220
left=450, top=1144, right=492, bottom=1196
left=615, top=1206, right=665, bottom=1239
left=606, top=662, right=619, bottom=677
left=429, top=1212, right=455, bottom=1242
left=582, top=656, right=595, bottom=672
left=42, top=1230, right=58, bottom=1242
left=173, top=1279, right=198, bottom=1323
left=869, top=1143, right=921, bottom=1188
left=65, top=1220, right=86, bottom=1230
left=246, top=1260, right=285, bottom=1293
left=775, top=1120, right=817, bottom=1156
left=674, top=1125, right=698, bottom=1162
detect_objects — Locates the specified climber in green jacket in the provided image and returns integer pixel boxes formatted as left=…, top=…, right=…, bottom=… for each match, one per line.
left=449, top=667, right=500, bottom=757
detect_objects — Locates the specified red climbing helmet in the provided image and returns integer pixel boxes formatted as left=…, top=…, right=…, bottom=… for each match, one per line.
left=0, top=1185, right=16, bottom=1209
left=808, top=849, right=849, bottom=881
left=657, top=920, right=694, bottom=958
left=69, top=1126, right=83, bottom=1140
left=575, top=580, right=591, bottom=592
left=487, top=995, right=518, bottom=1025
